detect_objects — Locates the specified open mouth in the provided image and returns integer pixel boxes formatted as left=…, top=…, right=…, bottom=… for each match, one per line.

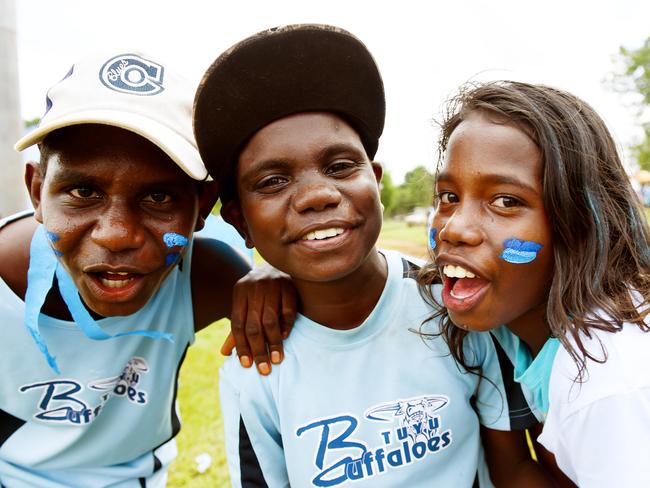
left=441, top=264, right=489, bottom=310
left=91, top=271, right=139, bottom=290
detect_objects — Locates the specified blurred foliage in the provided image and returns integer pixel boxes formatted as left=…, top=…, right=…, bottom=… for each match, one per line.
left=613, top=37, right=650, bottom=170
left=24, top=117, right=40, bottom=128
left=389, top=165, right=434, bottom=216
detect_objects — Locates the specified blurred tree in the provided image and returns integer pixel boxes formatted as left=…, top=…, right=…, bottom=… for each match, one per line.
left=614, top=37, right=650, bottom=170
left=24, top=117, right=40, bottom=128
left=392, top=165, right=434, bottom=215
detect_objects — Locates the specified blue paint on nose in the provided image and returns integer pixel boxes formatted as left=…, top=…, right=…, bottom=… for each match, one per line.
left=163, top=232, right=189, bottom=248
left=500, top=239, right=542, bottom=264
left=429, top=228, right=437, bottom=250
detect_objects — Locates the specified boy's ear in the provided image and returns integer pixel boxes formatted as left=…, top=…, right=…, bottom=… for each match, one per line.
left=221, top=201, right=254, bottom=249
left=371, top=161, right=383, bottom=185
left=25, top=161, right=44, bottom=223
left=195, top=181, right=220, bottom=232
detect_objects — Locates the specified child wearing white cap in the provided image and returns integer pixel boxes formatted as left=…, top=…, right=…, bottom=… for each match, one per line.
left=0, top=50, right=294, bottom=487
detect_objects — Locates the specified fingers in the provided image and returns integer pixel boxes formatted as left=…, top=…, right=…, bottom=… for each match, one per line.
left=229, top=265, right=296, bottom=376
left=220, top=332, right=236, bottom=356
left=230, top=285, right=253, bottom=369
left=280, top=282, right=298, bottom=340
left=262, top=296, right=284, bottom=367
left=244, top=288, right=272, bottom=375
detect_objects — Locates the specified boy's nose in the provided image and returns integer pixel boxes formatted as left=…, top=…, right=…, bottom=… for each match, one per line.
left=437, top=205, right=483, bottom=247
left=90, top=204, right=145, bottom=252
left=292, top=179, right=342, bottom=213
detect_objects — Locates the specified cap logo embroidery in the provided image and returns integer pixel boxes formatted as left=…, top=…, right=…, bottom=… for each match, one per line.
left=99, top=54, right=165, bottom=96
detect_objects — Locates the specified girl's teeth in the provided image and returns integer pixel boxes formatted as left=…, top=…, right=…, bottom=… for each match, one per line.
left=302, top=228, right=344, bottom=240
left=443, top=265, right=476, bottom=279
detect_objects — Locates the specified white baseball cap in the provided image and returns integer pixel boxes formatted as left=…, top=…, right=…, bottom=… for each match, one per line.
left=15, top=50, right=208, bottom=181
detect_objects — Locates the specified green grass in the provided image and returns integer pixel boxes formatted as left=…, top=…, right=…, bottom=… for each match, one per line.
left=168, top=219, right=429, bottom=486
left=168, top=323, right=230, bottom=487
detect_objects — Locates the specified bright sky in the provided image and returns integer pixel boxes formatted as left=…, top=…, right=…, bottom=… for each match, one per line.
left=15, top=0, right=650, bottom=182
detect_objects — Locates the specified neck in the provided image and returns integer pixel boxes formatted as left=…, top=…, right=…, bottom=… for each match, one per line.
left=295, top=249, right=388, bottom=330
left=506, top=301, right=552, bottom=357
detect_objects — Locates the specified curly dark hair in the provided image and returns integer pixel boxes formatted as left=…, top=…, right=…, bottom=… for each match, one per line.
left=418, top=80, right=650, bottom=378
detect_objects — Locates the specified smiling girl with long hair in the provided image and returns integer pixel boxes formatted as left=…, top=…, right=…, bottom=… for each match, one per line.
left=420, top=80, right=650, bottom=487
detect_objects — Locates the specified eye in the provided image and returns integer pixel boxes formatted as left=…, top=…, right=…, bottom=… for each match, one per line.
left=143, top=192, right=172, bottom=204
left=326, top=160, right=357, bottom=177
left=69, top=187, right=100, bottom=199
left=492, top=196, right=522, bottom=208
left=437, top=191, right=458, bottom=204
left=255, top=175, right=289, bottom=192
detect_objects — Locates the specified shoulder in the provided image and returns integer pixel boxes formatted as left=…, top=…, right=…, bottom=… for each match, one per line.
left=191, top=236, right=250, bottom=282
left=551, top=322, right=650, bottom=410
left=220, top=352, right=277, bottom=400
left=0, top=212, right=38, bottom=298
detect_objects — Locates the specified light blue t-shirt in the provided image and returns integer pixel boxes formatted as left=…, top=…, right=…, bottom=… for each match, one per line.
left=489, top=327, right=560, bottom=421
left=220, top=250, right=536, bottom=488
left=0, top=213, right=195, bottom=488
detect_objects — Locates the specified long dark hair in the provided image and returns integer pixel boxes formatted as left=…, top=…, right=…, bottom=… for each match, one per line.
left=419, top=80, right=650, bottom=377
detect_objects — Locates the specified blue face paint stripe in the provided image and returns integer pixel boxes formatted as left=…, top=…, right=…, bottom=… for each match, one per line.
left=500, top=238, right=543, bottom=264
left=429, top=228, right=437, bottom=250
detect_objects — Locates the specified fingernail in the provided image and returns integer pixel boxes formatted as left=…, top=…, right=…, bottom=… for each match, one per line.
left=271, top=351, right=281, bottom=364
left=258, top=362, right=270, bottom=375
left=240, top=356, right=252, bottom=368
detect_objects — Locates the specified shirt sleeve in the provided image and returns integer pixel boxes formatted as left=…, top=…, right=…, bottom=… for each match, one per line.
left=465, top=330, right=539, bottom=431
left=539, top=389, right=650, bottom=487
left=219, top=357, right=290, bottom=488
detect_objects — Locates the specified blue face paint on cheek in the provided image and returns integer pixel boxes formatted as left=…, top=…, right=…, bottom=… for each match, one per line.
left=163, top=233, right=189, bottom=248
left=163, top=232, right=189, bottom=266
left=46, top=231, right=63, bottom=257
left=165, top=252, right=181, bottom=266
left=500, top=238, right=543, bottom=264
left=429, top=228, right=437, bottom=250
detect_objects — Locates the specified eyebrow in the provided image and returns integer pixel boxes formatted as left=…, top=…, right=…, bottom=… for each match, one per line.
left=436, top=171, right=540, bottom=195
left=48, top=167, right=100, bottom=184
left=242, top=142, right=367, bottom=176
left=49, top=167, right=187, bottom=188
left=317, top=143, right=367, bottom=161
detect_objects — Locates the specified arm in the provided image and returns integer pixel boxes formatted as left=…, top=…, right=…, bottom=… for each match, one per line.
left=191, top=236, right=250, bottom=331
left=530, top=428, right=576, bottom=488
left=481, top=427, right=556, bottom=487
left=219, top=358, right=290, bottom=487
